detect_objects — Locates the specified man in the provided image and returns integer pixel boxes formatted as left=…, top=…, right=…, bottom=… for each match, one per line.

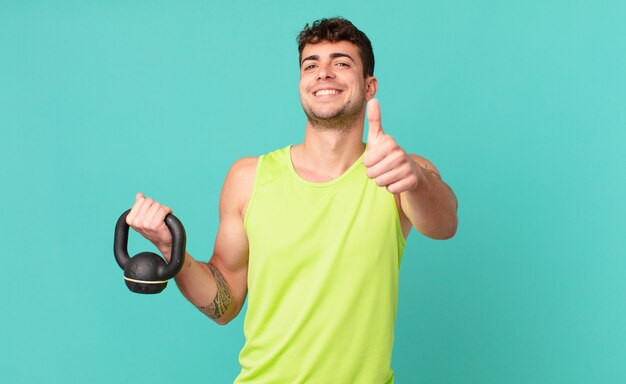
left=127, top=17, right=457, bottom=383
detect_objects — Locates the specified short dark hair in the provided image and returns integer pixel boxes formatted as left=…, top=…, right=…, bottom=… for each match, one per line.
left=297, top=17, right=375, bottom=77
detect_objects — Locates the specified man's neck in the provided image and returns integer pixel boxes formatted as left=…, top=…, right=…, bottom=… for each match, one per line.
left=290, top=119, right=366, bottom=183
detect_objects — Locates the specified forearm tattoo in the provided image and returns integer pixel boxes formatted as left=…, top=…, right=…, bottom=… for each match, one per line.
left=197, top=264, right=232, bottom=320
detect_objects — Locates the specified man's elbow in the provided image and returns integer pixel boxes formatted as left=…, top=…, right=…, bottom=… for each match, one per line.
left=422, top=215, right=458, bottom=240
left=210, top=301, right=244, bottom=326
left=214, top=317, right=233, bottom=326
left=432, top=225, right=457, bottom=240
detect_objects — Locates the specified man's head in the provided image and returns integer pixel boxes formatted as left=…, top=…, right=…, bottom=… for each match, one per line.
left=297, top=17, right=378, bottom=130
left=297, top=17, right=375, bottom=78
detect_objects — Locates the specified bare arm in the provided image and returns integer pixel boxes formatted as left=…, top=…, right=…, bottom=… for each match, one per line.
left=127, top=157, right=257, bottom=325
left=174, top=157, right=256, bottom=324
left=364, top=99, right=458, bottom=239
left=397, top=155, right=458, bottom=239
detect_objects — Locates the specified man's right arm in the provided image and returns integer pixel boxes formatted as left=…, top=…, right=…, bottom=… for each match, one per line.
left=128, top=157, right=257, bottom=325
left=174, top=157, right=257, bottom=325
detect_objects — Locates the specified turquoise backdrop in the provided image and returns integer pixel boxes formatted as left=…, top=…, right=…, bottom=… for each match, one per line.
left=2, top=1, right=625, bottom=383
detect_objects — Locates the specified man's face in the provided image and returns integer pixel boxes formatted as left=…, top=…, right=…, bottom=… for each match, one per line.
left=299, top=40, right=375, bottom=127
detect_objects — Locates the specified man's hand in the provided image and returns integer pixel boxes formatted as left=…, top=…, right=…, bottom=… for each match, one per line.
left=363, top=99, right=420, bottom=194
left=125, top=192, right=174, bottom=258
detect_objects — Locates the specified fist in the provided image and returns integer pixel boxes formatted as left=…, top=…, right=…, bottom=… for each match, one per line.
left=363, top=99, right=419, bottom=194
left=126, top=192, right=173, bottom=254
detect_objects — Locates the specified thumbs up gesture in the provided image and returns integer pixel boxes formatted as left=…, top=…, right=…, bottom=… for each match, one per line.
left=363, top=99, right=419, bottom=194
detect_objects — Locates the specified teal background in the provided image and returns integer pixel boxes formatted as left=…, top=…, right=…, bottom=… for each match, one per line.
left=2, top=0, right=625, bottom=383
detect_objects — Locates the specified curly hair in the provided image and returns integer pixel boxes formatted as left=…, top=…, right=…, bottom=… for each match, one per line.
left=297, top=17, right=375, bottom=77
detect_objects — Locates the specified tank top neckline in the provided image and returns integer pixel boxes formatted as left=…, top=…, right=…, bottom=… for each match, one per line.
left=286, top=145, right=367, bottom=188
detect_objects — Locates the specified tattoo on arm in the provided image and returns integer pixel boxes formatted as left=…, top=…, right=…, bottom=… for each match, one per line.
left=197, top=264, right=232, bottom=320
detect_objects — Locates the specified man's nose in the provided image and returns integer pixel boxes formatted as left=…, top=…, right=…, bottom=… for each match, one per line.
left=317, top=64, right=335, bottom=80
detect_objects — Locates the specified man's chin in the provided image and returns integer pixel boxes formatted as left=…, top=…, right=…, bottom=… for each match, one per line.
left=305, top=105, right=345, bottom=120
left=306, top=111, right=362, bottom=131
left=306, top=111, right=341, bottom=123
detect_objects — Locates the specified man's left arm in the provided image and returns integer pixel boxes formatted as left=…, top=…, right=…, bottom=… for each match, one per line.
left=400, top=154, right=458, bottom=239
left=363, top=99, right=458, bottom=239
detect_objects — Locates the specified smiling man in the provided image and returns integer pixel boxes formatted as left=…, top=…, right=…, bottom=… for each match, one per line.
left=126, top=17, right=458, bottom=383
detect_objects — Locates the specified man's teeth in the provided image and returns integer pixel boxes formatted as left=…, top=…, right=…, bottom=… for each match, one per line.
left=316, top=89, right=340, bottom=96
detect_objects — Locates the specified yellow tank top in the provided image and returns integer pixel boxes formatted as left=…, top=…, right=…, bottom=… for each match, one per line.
left=235, top=146, right=406, bottom=384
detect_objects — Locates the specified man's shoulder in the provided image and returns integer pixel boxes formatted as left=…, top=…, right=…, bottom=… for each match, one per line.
left=220, top=157, right=258, bottom=214
left=231, top=156, right=259, bottom=173
left=230, top=146, right=291, bottom=176
left=225, top=157, right=259, bottom=193
left=223, top=148, right=285, bottom=215
left=226, top=146, right=292, bottom=189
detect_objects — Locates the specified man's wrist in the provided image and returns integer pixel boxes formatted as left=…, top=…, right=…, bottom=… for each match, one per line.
left=156, top=243, right=173, bottom=261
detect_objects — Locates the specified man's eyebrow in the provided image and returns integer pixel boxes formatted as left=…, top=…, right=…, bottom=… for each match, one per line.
left=301, top=54, right=319, bottom=65
left=300, top=52, right=355, bottom=66
left=330, top=52, right=354, bottom=61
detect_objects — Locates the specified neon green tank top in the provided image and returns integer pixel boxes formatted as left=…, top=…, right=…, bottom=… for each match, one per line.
left=235, top=146, right=406, bottom=384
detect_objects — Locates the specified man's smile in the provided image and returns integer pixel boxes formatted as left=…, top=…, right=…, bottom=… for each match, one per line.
left=313, top=88, right=343, bottom=96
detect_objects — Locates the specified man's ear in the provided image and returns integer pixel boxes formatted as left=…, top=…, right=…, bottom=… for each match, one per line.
left=365, top=76, right=378, bottom=100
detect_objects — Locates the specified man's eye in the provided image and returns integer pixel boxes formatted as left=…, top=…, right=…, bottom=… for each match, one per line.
left=303, top=64, right=316, bottom=71
left=336, top=62, right=349, bottom=67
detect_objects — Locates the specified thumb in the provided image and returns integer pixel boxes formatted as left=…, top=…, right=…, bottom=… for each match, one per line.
left=367, top=99, right=384, bottom=144
left=135, top=192, right=145, bottom=201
